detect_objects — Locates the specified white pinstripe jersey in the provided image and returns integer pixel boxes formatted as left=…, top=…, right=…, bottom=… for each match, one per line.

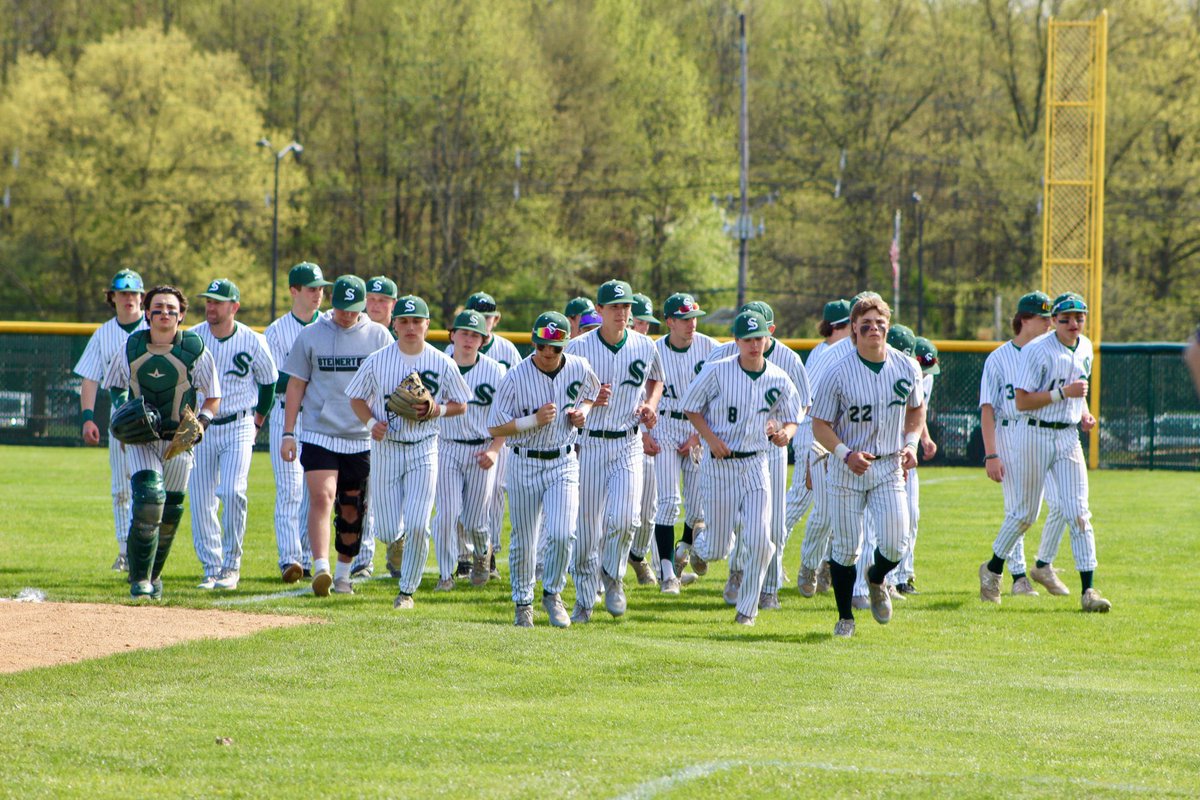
left=710, top=337, right=813, bottom=407
left=446, top=332, right=522, bottom=370
left=1017, top=331, right=1093, bottom=424
left=811, top=346, right=924, bottom=454
left=797, top=340, right=834, bottom=427
left=264, top=311, right=320, bottom=397
left=344, top=341, right=471, bottom=442
left=655, top=332, right=718, bottom=414
left=679, top=355, right=802, bottom=453
left=74, top=317, right=147, bottom=383
left=190, top=321, right=278, bottom=414
left=979, top=341, right=1025, bottom=421
left=488, top=353, right=599, bottom=450
left=439, top=353, right=507, bottom=442
left=564, top=328, right=663, bottom=433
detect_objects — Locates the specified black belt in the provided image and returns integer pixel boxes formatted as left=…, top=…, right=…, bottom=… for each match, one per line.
left=725, top=450, right=761, bottom=459
left=384, top=436, right=435, bottom=446
left=451, top=438, right=487, bottom=446
left=659, top=410, right=688, bottom=420
left=511, top=445, right=570, bottom=460
left=212, top=410, right=252, bottom=426
left=1028, top=418, right=1071, bottom=430
left=586, top=429, right=634, bottom=440
left=1000, top=419, right=1012, bottom=427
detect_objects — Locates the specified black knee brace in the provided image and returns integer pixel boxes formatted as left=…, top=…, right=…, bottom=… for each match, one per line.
left=333, top=484, right=366, bottom=558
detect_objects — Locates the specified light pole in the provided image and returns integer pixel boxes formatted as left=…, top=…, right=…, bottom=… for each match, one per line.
left=258, top=138, right=303, bottom=320
left=911, top=191, right=925, bottom=335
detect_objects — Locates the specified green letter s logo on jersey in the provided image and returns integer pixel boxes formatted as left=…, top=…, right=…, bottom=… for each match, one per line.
left=226, top=352, right=253, bottom=378
left=758, top=386, right=781, bottom=413
left=887, top=378, right=913, bottom=407
left=620, top=359, right=646, bottom=388
left=420, top=370, right=440, bottom=396
left=567, top=380, right=581, bottom=402
left=470, top=383, right=495, bottom=406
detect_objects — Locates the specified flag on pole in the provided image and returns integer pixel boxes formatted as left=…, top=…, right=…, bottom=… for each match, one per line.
left=891, top=209, right=901, bottom=315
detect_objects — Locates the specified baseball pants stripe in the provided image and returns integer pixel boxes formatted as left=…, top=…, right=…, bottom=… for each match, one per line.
left=575, top=437, right=643, bottom=608
left=124, top=440, right=194, bottom=494
left=507, top=451, right=578, bottom=606
left=693, top=454, right=773, bottom=618
left=108, top=434, right=133, bottom=547
left=433, top=441, right=497, bottom=579
left=828, top=456, right=909, bottom=568
left=798, top=450, right=833, bottom=571
left=631, top=453, right=657, bottom=560
left=784, top=425, right=815, bottom=532
left=269, top=410, right=312, bottom=570
left=890, top=468, right=920, bottom=584
left=370, top=437, right=438, bottom=595
left=189, top=416, right=255, bottom=576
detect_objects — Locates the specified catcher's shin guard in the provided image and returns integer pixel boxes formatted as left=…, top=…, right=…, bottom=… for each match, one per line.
left=127, top=470, right=165, bottom=583
left=151, top=491, right=185, bottom=582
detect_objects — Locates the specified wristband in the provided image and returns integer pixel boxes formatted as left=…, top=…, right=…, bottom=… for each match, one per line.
left=368, top=417, right=381, bottom=430
left=435, top=404, right=447, bottom=418
left=82, top=409, right=95, bottom=423
left=904, top=432, right=921, bottom=451
left=984, top=454, right=999, bottom=461
left=282, top=431, right=295, bottom=438
left=1050, top=387, right=1064, bottom=403
left=197, top=409, right=214, bottom=430
left=515, top=414, right=540, bottom=433
left=834, top=443, right=851, bottom=463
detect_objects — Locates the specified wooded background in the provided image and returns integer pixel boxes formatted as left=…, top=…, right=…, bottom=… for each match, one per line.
left=0, top=0, right=1195, bottom=339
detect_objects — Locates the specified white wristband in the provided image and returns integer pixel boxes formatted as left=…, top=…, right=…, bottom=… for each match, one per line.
left=515, top=413, right=540, bottom=433
left=834, top=443, right=851, bottom=462
left=197, top=409, right=214, bottom=424
left=904, top=432, right=920, bottom=450
left=435, top=404, right=447, bottom=418
left=1050, top=387, right=1064, bottom=403
left=368, top=417, right=381, bottom=430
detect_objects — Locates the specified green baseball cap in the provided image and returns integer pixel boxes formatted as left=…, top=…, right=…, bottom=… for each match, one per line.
left=392, top=294, right=430, bottom=319
left=732, top=310, right=771, bottom=339
left=109, top=270, right=144, bottom=293
left=1017, top=291, right=1053, bottom=316
left=631, top=293, right=659, bottom=324
left=365, top=276, right=398, bottom=298
left=740, top=300, right=775, bottom=324
left=465, top=291, right=500, bottom=316
left=823, top=299, right=851, bottom=324
left=198, top=278, right=240, bottom=302
left=663, top=292, right=706, bottom=320
left=331, top=275, right=367, bottom=311
left=532, top=311, right=572, bottom=347
left=289, top=261, right=333, bottom=288
left=1052, top=292, right=1088, bottom=315
left=564, top=297, right=596, bottom=318
left=597, top=279, right=635, bottom=305
left=450, top=309, right=489, bottom=335
left=914, top=337, right=941, bottom=375
left=886, top=323, right=916, bottom=356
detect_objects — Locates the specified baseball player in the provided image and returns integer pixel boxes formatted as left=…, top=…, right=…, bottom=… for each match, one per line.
left=564, top=279, right=664, bottom=622
left=346, top=294, right=471, bottom=606
left=792, top=299, right=851, bottom=597
left=979, top=291, right=1072, bottom=596
left=626, top=293, right=662, bottom=586
left=188, top=279, right=279, bottom=591
left=811, top=295, right=926, bottom=638
left=430, top=310, right=508, bottom=588
left=75, top=269, right=147, bottom=571
left=103, top=285, right=221, bottom=600
left=565, top=296, right=602, bottom=338
left=365, top=276, right=399, bottom=330
left=446, top=291, right=523, bottom=580
left=487, top=311, right=599, bottom=628
left=980, top=292, right=1112, bottom=612
left=705, top=301, right=811, bottom=611
left=263, top=262, right=331, bottom=582
left=681, top=309, right=801, bottom=625
left=652, top=293, right=716, bottom=594
left=280, top=275, right=393, bottom=597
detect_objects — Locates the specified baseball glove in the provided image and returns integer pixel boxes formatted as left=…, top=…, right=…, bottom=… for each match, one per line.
left=386, top=371, right=434, bottom=421
left=109, top=396, right=162, bottom=446
left=165, top=406, right=205, bottom=460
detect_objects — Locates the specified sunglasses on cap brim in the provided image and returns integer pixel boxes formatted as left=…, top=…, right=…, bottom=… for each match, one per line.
left=112, top=276, right=143, bottom=292
left=533, top=324, right=568, bottom=343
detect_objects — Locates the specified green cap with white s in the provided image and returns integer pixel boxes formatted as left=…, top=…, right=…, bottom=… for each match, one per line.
left=732, top=310, right=771, bottom=339
left=289, top=261, right=333, bottom=288
left=597, top=279, right=635, bottom=305
left=564, top=297, right=595, bottom=318
left=740, top=300, right=775, bottom=324
left=331, top=275, right=367, bottom=311
left=451, top=309, right=488, bottom=335
left=631, top=293, right=659, bottom=324
left=1052, top=292, right=1088, bottom=315
left=532, top=311, right=572, bottom=347
left=198, top=278, right=240, bottom=302
left=366, top=276, right=398, bottom=299
left=914, top=336, right=941, bottom=375
left=110, top=270, right=145, bottom=293
left=392, top=294, right=430, bottom=319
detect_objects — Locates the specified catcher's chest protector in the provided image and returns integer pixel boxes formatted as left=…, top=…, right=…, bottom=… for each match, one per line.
left=126, top=330, right=204, bottom=435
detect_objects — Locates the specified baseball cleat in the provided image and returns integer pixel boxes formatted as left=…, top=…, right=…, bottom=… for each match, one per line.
left=660, top=576, right=681, bottom=595
left=833, top=618, right=856, bottom=638
left=734, top=612, right=756, bottom=626
left=112, top=554, right=129, bottom=572
left=689, top=548, right=709, bottom=577
left=868, top=581, right=892, bottom=624
left=796, top=566, right=817, bottom=598
left=332, top=577, right=354, bottom=595
left=602, top=572, right=626, bottom=617
left=679, top=572, right=698, bottom=587
left=214, top=570, right=240, bottom=591
left=723, top=570, right=743, bottom=606
left=393, top=592, right=415, bottom=610
left=887, top=584, right=906, bottom=602
left=672, top=542, right=690, bottom=577
left=456, top=560, right=471, bottom=579
left=815, top=561, right=832, bottom=593
left=149, top=578, right=163, bottom=601
left=1029, top=564, right=1070, bottom=596
left=758, top=591, right=781, bottom=610
left=489, top=552, right=501, bottom=581
left=350, top=564, right=373, bottom=580
left=280, top=563, right=303, bottom=584
left=629, top=557, right=657, bottom=586
left=570, top=602, right=593, bottom=624
left=1081, top=588, right=1112, bottom=613
left=1011, top=576, right=1039, bottom=596
left=386, top=540, right=405, bottom=579
left=896, top=579, right=918, bottom=595
left=851, top=595, right=870, bottom=610
left=196, top=575, right=218, bottom=590
left=470, top=548, right=491, bottom=587
left=311, top=570, right=333, bottom=597
left=129, top=580, right=155, bottom=600
left=434, top=577, right=455, bottom=592
left=542, top=593, right=571, bottom=628
left=979, top=562, right=1003, bottom=604
left=514, top=604, right=534, bottom=628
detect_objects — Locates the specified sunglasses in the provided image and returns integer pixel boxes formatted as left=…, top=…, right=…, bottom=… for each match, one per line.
left=533, top=323, right=568, bottom=342
left=471, top=298, right=498, bottom=314
left=918, top=353, right=938, bottom=368
left=673, top=301, right=699, bottom=315
left=112, top=276, right=143, bottom=292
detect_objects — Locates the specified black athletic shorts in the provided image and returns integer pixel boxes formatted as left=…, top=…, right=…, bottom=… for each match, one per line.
left=299, top=442, right=370, bottom=490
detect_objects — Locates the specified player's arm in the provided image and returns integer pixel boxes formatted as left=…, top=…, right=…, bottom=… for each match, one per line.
left=79, top=378, right=101, bottom=445
left=683, top=411, right=731, bottom=459
left=280, top=376, right=307, bottom=461
left=979, top=403, right=1003, bottom=482
left=901, top=401, right=927, bottom=471
left=812, top=416, right=870, bottom=475
left=1015, top=353, right=1087, bottom=410
left=488, top=405, right=556, bottom=437
left=349, top=397, right=388, bottom=441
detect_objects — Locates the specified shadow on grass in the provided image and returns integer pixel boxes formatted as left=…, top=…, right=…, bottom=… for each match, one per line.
left=684, top=629, right=831, bottom=645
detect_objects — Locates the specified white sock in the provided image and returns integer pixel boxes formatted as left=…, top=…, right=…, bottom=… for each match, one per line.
left=313, top=558, right=330, bottom=575
left=334, top=560, right=351, bottom=581
left=660, top=559, right=676, bottom=581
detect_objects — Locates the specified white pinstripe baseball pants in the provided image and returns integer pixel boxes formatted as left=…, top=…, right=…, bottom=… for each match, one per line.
left=828, top=455, right=909, bottom=568
left=369, top=437, right=438, bottom=595
left=433, top=441, right=498, bottom=580
left=630, top=452, right=657, bottom=560
left=189, top=415, right=256, bottom=576
left=652, top=424, right=705, bottom=528
left=507, top=449, right=578, bottom=606
left=107, top=433, right=133, bottom=548
left=268, top=405, right=312, bottom=570
left=124, top=440, right=194, bottom=494
left=573, top=435, right=644, bottom=609
left=784, top=423, right=815, bottom=533
left=798, top=449, right=833, bottom=571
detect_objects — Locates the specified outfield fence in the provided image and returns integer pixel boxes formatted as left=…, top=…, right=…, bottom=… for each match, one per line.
left=0, top=323, right=1195, bottom=471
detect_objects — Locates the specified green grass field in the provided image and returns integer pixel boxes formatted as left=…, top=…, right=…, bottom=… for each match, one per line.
left=0, top=445, right=1197, bottom=798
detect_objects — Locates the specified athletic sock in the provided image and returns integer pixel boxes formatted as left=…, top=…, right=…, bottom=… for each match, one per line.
left=682, top=524, right=694, bottom=545
left=628, top=552, right=644, bottom=562
left=1036, top=560, right=1049, bottom=569
left=334, top=560, right=351, bottom=581
left=654, top=524, right=676, bottom=569
left=1080, top=570, right=1094, bottom=593
left=867, top=548, right=900, bottom=585
left=313, top=557, right=330, bottom=575
left=829, top=561, right=856, bottom=620
left=660, top=559, right=677, bottom=581
left=987, top=553, right=1006, bottom=575
left=1012, top=572, right=1026, bottom=583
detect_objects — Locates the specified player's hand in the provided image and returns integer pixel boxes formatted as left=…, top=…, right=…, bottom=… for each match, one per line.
left=707, top=438, right=732, bottom=459
left=641, top=431, right=661, bottom=457
left=593, top=384, right=612, bottom=408
left=1080, top=413, right=1097, bottom=432
left=476, top=449, right=498, bottom=469
left=535, top=403, right=557, bottom=427
left=846, top=450, right=875, bottom=475
left=921, top=436, right=937, bottom=461
left=635, top=404, right=657, bottom=429
left=82, top=420, right=100, bottom=445
left=280, top=438, right=297, bottom=462
left=677, top=434, right=700, bottom=456
left=768, top=428, right=791, bottom=448
left=370, top=420, right=388, bottom=441
left=1063, top=379, right=1088, bottom=399
left=900, top=448, right=917, bottom=471
left=985, top=456, right=1004, bottom=483
left=565, top=407, right=587, bottom=428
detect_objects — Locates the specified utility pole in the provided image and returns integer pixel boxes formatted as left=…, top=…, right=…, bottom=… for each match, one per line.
left=258, top=138, right=303, bottom=321
left=736, top=12, right=750, bottom=310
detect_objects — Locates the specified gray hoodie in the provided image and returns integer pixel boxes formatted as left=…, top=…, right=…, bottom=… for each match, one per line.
left=283, top=312, right=393, bottom=443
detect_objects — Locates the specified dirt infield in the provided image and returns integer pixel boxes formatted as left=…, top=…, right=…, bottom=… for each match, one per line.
left=0, top=601, right=316, bottom=674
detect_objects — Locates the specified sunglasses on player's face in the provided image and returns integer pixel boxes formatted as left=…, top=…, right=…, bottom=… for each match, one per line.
left=533, top=324, right=568, bottom=342
left=112, top=275, right=142, bottom=292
